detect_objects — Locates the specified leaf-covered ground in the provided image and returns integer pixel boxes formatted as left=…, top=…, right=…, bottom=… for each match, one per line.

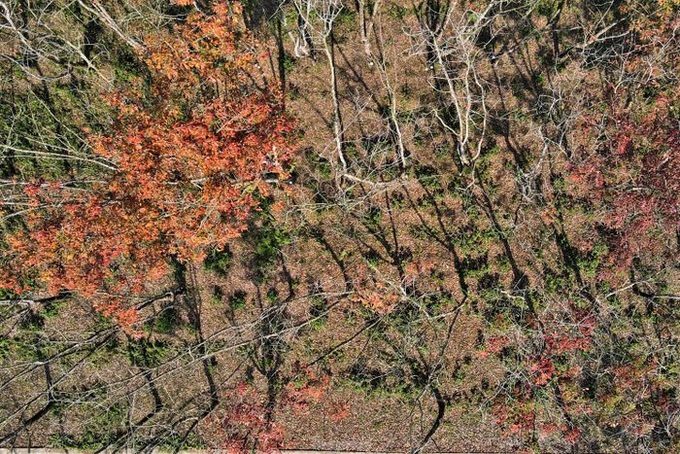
left=1, top=0, right=678, bottom=452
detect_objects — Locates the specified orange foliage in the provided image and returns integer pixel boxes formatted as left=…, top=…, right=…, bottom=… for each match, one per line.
left=0, top=3, right=294, bottom=330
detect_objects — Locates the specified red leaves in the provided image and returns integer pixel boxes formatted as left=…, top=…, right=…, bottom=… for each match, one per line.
left=568, top=91, right=680, bottom=280
left=528, top=359, right=555, bottom=386
left=208, top=381, right=284, bottom=453
left=563, top=427, right=581, bottom=445
left=283, top=363, right=330, bottom=413
left=22, top=182, right=42, bottom=197
left=544, top=333, right=590, bottom=354
left=205, top=365, right=337, bottom=452
left=477, top=335, right=509, bottom=358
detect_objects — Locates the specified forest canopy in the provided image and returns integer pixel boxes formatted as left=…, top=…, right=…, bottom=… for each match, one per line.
left=0, top=0, right=678, bottom=452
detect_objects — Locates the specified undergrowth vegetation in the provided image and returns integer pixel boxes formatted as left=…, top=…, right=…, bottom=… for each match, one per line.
left=0, top=0, right=678, bottom=452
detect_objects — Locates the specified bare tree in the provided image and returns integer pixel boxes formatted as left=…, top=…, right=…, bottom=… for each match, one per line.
left=290, top=0, right=348, bottom=178
left=413, top=0, right=496, bottom=167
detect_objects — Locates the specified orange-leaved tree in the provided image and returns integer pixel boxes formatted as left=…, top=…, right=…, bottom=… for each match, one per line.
left=1, top=2, right=294, bottom=329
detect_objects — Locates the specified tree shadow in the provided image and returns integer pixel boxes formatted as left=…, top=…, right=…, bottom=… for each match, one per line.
left=401, top=182, right=469, bottom=297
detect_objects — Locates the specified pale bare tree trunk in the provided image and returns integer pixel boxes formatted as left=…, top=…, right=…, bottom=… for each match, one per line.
left=355, top=0, right=381, bottom=61
left=322, top=33, right=348, bottom=174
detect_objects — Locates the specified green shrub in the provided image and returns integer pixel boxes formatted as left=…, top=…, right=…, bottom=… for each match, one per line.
left=229, top=290, right=247, bottom=311
left=203, top=246, right=233, bottom=275
left=127, top=339, right=171, bottom=368
left=153, top=306, right=179, bottom=334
